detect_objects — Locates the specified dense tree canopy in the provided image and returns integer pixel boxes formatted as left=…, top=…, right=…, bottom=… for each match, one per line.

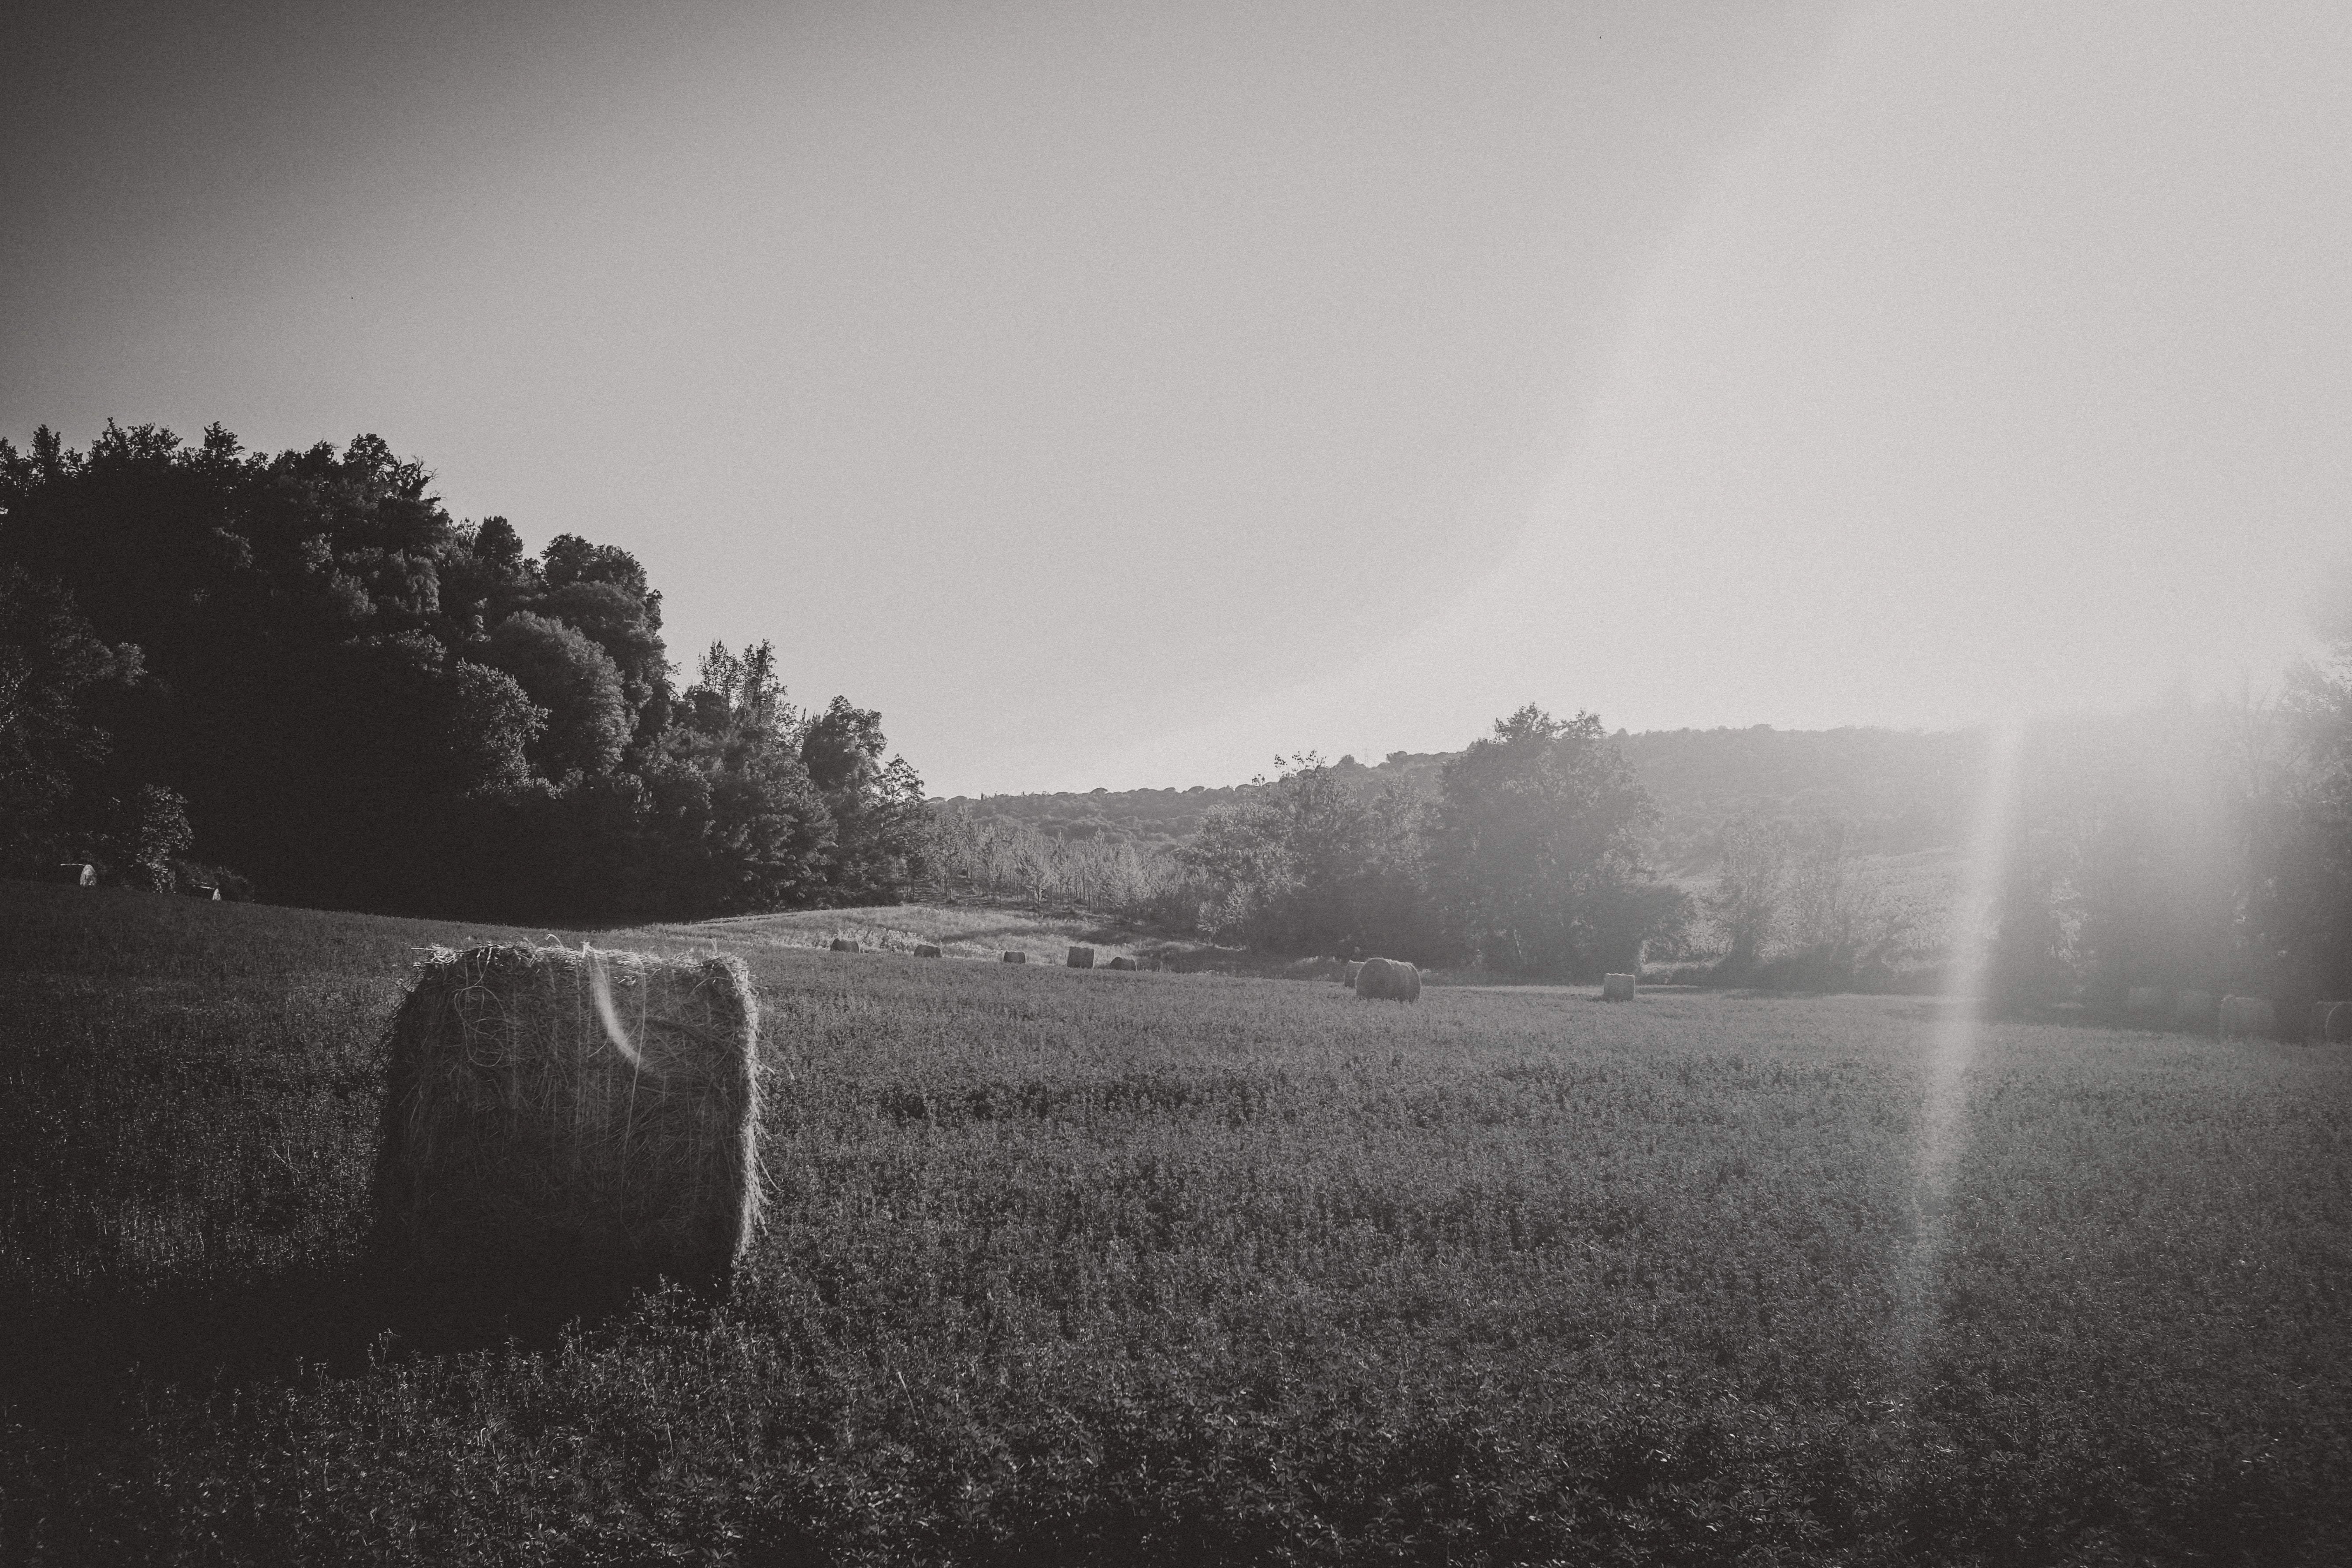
left=1179, top=710, right=1690, bottom=978
left=1424, top=707, right=1682, bottom=974
left=0, top=422, right=926, bottom=919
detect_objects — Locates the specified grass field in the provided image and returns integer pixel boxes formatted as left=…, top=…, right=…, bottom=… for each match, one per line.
left=3, top=879, right=2348, bottom=1565
left=641, top=903, right=1182, bottom=969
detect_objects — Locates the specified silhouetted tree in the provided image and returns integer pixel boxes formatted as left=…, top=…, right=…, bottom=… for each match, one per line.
left=1423, top=706, right=1666, bottom=976
left=1182, top=753, right=1422, bottom=955
left=0, top=565, right=144, bottom=865
left=801, top=695, right=930, bottom=901
left=0, top=423, right=916, bottom=920
left=1708, top=813, right=1788, bottom=975
left=476, top=612, right=629, bottom=783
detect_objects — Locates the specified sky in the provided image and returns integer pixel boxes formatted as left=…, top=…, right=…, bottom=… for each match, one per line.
left=6, top=0, right=2347, bottom=797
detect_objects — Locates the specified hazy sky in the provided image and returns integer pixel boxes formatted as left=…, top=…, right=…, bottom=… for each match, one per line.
left=7, top=1, right=2346, bottom=796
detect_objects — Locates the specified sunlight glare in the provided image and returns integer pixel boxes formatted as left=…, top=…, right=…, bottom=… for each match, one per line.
left=1893, top=721, right=2024, bottom=1378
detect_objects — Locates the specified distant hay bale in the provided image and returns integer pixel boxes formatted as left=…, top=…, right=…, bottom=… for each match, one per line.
left=913, top=943, right=943, bottom=958
left=1067, top=945, right=1094, bottom=969
left=2174, top=990, right=2217, bottom=1030
left=371, top=943, right=763, bottom=1303
left=2126, top=986, right=2165, bottom=1015
left=2330, top=1002, right=2352, bottom=1044
left=829, top=938, right=860, bottom=953
left=1601, top=972, right=1636, bottom=1001
left=51, top=863, right=96, bottom=887
left=2218, top=995, right=2275, bottom=1039
left=1354, top=956, right=1421, bottom=1002
left=1106, top=955, right=1138, bottom=971
left=1002, top=951, right=1027, bottom=964
left=1344, top=960, right=1365, bottom=988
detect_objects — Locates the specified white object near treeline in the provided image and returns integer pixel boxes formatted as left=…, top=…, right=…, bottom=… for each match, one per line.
left=54, top=863, right=96, bottom=887
left=1601, top=973, right=1637, bottom=1001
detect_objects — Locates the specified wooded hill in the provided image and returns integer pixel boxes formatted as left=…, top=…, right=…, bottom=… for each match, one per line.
left=942, top=724, right=1989, bottom=872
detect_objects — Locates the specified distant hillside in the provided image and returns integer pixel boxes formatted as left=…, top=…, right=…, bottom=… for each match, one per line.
left=938, top=725, right=1989, bottom=872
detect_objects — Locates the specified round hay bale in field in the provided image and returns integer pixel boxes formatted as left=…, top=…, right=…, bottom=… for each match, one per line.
left=913, top=943, right=943, bottom=958
left=1002, top=950, right=1027, bottom=964
left=371, top=943, right=762, bottom=1308
left=829, top=938, right=860, bottom=953
left=1067, top=945, right=1094, bottom=969
left=2174, top=990, right=2217, bottom=1031
left=2126, top=986, right=2166, bottom=1016
left=1106, top=955, right=1138, bottom=971
left=1601, top=972, right=1636, bottom=1001
left=1354, top=956, right=1421, bottom=1002
left=2219, top=994, right=2276, bottom=1039
left=2329, top=1001, right=2352, bottom=1043
left=50, top=862, right=96, bottom=887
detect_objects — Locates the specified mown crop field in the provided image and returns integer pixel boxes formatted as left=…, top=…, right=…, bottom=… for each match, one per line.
left=3, top=879, right=2348, bottom=1565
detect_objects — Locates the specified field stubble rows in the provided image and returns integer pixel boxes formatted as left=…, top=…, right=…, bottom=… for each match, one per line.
left=1, top=882, right=2347, bottom=1564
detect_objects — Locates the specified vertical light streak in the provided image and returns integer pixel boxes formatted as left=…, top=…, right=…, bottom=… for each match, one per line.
left=584, top=945, right=645, bottom=1071
left=1892, top=721, right=2025, bottom=1380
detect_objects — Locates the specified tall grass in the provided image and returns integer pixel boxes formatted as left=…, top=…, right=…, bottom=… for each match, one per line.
left=3, top=880, right=2348, bottom=1564
left=924, top=808, right=1203, bottom=923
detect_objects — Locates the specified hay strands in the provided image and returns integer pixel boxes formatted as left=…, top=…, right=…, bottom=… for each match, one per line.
left=372, top=940, right=764, bottom=1309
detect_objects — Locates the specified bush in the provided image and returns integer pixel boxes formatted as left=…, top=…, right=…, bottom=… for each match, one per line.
left=168, top=859, right=254, bottom=901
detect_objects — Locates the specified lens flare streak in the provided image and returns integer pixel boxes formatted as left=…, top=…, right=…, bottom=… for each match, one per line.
left=1892, top=723, right=2024, bottom=1382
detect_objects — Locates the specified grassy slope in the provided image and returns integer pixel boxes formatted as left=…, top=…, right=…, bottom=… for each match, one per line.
left=641, top=904, right=1190, bottom=968
left=3, top=880, right=2349, bottom=1564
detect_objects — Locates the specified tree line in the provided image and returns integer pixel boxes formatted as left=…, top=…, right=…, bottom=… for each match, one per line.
left=1681, top=607, right=2352, bottom=1014
left=0, top=423, right=927, bottom=919
left=929, top=659, right=2352, bottom=1011
left=1975, top=637, right=2352, bottom=1017
left=1160, top=706, right=1692, bottom=977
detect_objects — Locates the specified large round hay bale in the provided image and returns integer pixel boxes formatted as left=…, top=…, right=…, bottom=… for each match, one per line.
left=371, top=943, right=762, bottom=1306
left=2174, top=990, right=2217, bottom=1031
left=2330, top=1002, right=2352, bottom=1043
left=1067, top=945, right=1094, bottom=969
left=1354, top=956, right=1421, bottom=1002
left=1106, top=955, right=1138, bottom=971
left=913, top=943, right=943, bottom=958
left=1002, top=950, right=1027, bottom=964
left=1601, top=972, right=1636, bottom=1001
left=829, top=938, right=860, bottom=953
left=2125, top=986, right=2165, bottom=1016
